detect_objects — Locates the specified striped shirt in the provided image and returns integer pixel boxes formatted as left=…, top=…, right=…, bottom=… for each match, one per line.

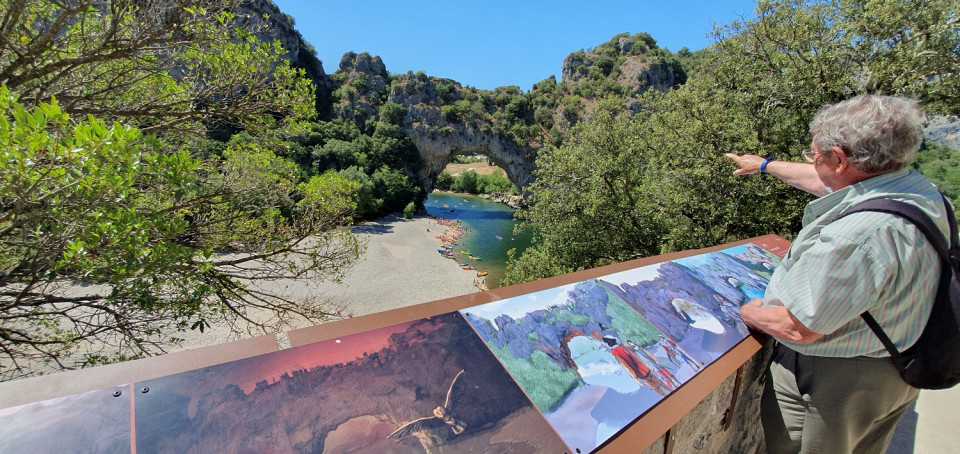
left=764, top=169, right=947, bottom=357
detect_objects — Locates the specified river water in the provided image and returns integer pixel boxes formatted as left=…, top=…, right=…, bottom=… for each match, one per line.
left=424, top=192, right=533, bottom=288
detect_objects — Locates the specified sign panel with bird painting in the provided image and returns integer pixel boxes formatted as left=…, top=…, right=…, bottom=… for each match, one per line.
left=131, top=312, right=569, bottom=453
left=0, top=239, right=787, bottom=454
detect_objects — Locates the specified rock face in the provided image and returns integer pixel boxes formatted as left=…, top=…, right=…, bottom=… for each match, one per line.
left=388, top=73, right=537, bottom=192
left=925, top=115, right=960, bottom=151
left=561, top=45, right=681, bottom=95
left=239, top=1, right=332, bottom=95
left=335, top=52, right=391, bottom=125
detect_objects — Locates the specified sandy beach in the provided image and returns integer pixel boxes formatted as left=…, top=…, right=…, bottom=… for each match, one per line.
left=310, top=214, right=480, bottom=317
left=171, top=214, right=481, bottom=351
left=2, top=214, right=480, bottom=380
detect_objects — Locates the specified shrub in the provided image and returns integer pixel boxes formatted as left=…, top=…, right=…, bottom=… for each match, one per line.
left=403, top=201, right=416, bottom=219
left=435, top=170, right=454, bottom=190
left=478, top=170, right=515, bottom=194
left=442, top=104, right=460, bottom=122
left=451, top=169, right=479, bottom=193
left=379, top=102, right=406, bottom=125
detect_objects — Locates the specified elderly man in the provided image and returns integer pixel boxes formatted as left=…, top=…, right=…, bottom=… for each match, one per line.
left=725, top=95, right=947, bottom=453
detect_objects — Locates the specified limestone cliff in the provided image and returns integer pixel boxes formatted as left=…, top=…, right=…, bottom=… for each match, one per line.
left=255, top=14, right=688, bottom=194
left=240, top=1, right=332, bottom=98
left=388, top=73, right=537, bottom=192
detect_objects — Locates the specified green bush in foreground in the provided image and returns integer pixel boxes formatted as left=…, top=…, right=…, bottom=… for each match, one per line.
left=0, top=88, right=362, bottom=379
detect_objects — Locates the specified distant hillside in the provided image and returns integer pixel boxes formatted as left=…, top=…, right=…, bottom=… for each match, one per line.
left=250, top=0, right=957, bottom=220
left=294, top=29, right=697, bottom=193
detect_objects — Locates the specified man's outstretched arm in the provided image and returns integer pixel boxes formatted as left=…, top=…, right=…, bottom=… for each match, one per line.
left=724, top=153, right=828, bottom=196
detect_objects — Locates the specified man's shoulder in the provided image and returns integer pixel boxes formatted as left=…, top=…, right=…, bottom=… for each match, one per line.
left=837, top=170, right=947, bottom=236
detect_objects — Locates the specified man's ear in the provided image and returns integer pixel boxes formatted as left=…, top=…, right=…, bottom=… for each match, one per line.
left=831, top=146, right=848, bottom=172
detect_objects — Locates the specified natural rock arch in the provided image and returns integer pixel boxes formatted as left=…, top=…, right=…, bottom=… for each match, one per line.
left=392, top=106, right=536, bottom=192
left=408, top=125, right=537, bottom=194
left=386, top=73, right=538, bottom=194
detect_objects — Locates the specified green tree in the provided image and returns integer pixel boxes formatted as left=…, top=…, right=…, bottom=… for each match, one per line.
left=506, top=98, right=671, bottom=281
left=435, top=171, right=454, bottom=190
left=507, top=0, right=960, bottom=284
left=403, top=201, right=417, bottom=219
left=368, top=121, right=422, bottom=171
left=914, top=142, right=960, bottom=206
left=0, top=0, right=315, bottom=138
left=477, top=170, right=515, bottom=195
left=371, top=166, right=419, bottom=215
left=0, top=91, right=362, bottom=378
left=0, top=1, right=369, bottom=379
left=451, top=170, right=480, bottom=194
left=379, top=102, right=406, bottom=125
left=312, top=139, right=367, bottom=172
left=338, top=166, right=381, bottom=220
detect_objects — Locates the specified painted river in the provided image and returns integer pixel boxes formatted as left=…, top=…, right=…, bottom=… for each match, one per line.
left=424, top=192, right=534, bottom=288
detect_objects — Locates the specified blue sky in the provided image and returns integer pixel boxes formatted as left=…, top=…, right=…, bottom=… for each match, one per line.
left=272, top=0, right=758, bottom=91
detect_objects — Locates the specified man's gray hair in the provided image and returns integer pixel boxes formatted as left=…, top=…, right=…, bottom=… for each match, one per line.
left=809, top=95, right=924, bottom=173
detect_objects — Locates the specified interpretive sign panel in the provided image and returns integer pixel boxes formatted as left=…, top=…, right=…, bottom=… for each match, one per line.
left=136, top=313, right=565, bottom=453
left=0, top=385, right=131, bottom=452
left=462, top=243, right=781, bottom=452
left=134, top=312, right=566, bottom=453
left=0, top=237, right=787, bottom=454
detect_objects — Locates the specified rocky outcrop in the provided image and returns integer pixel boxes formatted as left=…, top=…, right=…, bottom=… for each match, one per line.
left=925, top=115, right=960, bottom=150
left=334, top=52, right=391, bottom=125
left=388, top=73, right=537, bottom=192
left=561, top=44, right=682, bottom=95
left=239, top=1, right=332, bottom=96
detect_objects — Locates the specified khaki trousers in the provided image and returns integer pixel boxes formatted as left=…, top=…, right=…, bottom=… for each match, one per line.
left=761, top=343, right=919, bottom=454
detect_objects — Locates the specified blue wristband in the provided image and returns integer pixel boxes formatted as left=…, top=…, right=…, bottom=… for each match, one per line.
left=760, top=156, right=775, bottom=174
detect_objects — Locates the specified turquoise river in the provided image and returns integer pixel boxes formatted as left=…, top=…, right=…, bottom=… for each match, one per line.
left=424, top=192, right=534, bottom=288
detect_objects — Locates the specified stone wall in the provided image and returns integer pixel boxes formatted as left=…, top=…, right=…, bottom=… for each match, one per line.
left=644, top=340, right=769, bottom=454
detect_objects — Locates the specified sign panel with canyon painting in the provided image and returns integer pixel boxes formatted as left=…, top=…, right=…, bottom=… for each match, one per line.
left=0, top=239, right=787, bottom=454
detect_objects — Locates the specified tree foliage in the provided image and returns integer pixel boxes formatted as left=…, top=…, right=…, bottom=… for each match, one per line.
left=0, top=0, right=315, bottom=138
left=506, top=0, right=960, bottom=284
left=913, top=141, right=960, bottom=206
left=283, top=117, right=424, bottom=220
left=440, top=169, right=516, bottom=196
left=0, top=90, right=362, bottom=378
left=0, top=1, right=363, bottom=379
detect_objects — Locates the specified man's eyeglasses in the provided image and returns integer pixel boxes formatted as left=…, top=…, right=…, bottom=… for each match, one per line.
left=803, top=148, right=827, bottom=162
left=804, top=146, right=839, bottom=162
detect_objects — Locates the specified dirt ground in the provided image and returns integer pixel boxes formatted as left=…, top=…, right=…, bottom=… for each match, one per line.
left=443, top=161, right=502, bottom=176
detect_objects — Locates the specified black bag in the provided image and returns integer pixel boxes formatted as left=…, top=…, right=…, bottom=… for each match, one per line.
left=838, top=194, right=960, bottom=389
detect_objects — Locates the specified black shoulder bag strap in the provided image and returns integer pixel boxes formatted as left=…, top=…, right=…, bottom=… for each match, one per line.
left=837, top=193, right=955, bottom=362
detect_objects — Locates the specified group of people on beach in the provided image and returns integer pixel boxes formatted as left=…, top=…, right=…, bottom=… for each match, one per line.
left=429, top=216, right=490, bottom=290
